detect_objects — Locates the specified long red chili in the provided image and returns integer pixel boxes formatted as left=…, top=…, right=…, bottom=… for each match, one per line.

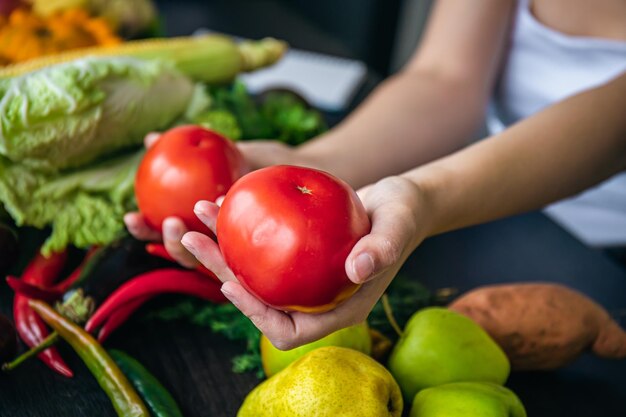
left=51, top=246, right=99, bottom=293
left=86, top=269, right=226, bottom=334
left=6, top=277, right=62, bottom=301
left=12, top=250, right=73, bottom=377
left=145, top=243, right=220, bottom=282
left=96, top=296, right=151, bottom=343
left=6, top=247, right=100, bottom=301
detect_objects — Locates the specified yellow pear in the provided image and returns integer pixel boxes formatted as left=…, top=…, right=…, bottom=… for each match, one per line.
left=238, top=346, right=403, bottom=417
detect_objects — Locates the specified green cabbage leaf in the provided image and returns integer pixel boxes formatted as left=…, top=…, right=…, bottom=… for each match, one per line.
left=0, top=149, right=143, bottom=255
left=0, top=57, right=194, bottom=170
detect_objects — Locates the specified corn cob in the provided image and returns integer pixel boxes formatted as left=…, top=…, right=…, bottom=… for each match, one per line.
left=0, top=35, right=287, bottom=82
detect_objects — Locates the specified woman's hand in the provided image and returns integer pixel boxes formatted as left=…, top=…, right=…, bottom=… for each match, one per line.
left=125, top=133, right=314, bottom=268
left=182, top=175, right=427, bottom=350
left=126, top=132, right=428, bottom=349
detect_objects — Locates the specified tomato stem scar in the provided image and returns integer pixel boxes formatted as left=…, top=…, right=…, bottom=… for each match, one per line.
left=296, top=185, right=313, bottom=195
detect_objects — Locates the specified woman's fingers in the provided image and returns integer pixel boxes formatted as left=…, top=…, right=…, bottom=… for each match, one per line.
left=182, top=199, right=237, bottom=280
left=221, top=271, right=393, bottom=350
left=162, top=217, right=199, bottom=268
left=125, top=212, right=201, bottom=268
left=124, top=212, right=162, bottom=241
left=219, top=280, right=334, bottom=350
left=346, top=206, right=414, bottom=284
left=346, top=177, right=420, bottom=284
left=219, top=281, right=306, bottom=349
left=215, top=175, right=425, bottom=350
left=181, top=231, right=238, bottom=283
left=193, top=200, right=220, bottom=235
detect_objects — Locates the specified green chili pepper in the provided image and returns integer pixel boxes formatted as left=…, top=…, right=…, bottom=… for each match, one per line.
left=109, top=349, right=185, bottom=417
left=29, top=300, right=149, bottom=417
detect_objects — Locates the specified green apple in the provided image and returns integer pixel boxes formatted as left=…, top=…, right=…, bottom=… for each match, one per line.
left=261, top=322, right=372, bottom=377
left=409, top=381, right=527, bottom=417
left=387, top=307, right=510, bottom=400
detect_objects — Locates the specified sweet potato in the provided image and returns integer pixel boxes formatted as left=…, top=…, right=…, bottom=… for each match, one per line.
left=448, top=283, right=626, bottom=370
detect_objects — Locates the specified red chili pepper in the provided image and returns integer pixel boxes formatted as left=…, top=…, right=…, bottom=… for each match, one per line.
left=86, top=269, right=226, bottom=334
left=6, top=246, right=99, bottom=301
left=6, top=247, right=99, bottom=301
left=12, top=250, right=73, bottom=377
left=23, top=250, right=68, bottom=287
left=51, top=246, right=99, bottom=294
left=145, top=243, right=220, bottom=282
left=95, top=296, right=152, bottom=343
left=6, top=277, right=62, bottom=301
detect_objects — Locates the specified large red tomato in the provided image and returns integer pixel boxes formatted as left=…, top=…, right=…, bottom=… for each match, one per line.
left=216, top=165, right=371, bottom=313
left=135, top=125, right=244, bottom=234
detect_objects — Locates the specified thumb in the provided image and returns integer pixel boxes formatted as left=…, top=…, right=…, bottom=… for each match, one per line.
left=345, top=203, right=417, bottom=284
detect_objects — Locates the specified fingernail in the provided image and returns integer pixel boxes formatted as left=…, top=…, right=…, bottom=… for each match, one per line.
left=180, top=234, right=195, bottom=253
left=353, top=252, right=374, bottom=282
left=221, top=286, right=239, bottom=307
left=194, top=200, right=210, bottom=216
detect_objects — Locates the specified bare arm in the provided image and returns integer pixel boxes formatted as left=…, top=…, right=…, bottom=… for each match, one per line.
left=201, top=71, right=626, bottom=350
left=128, top=0, right=516, bottom=269
left=410, top=72, right=626, bottom=237
left=128, top=2, right=626, bottom=350
left=242, top=0, right=516, bottom=188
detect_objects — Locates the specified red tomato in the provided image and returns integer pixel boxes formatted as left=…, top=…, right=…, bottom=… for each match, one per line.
left=216, top=165, right=371, bottom=313
left=135, top=125, right=244, bottom=234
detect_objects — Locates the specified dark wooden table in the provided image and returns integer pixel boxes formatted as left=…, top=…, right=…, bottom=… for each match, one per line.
left=1, top=211, right=625, bottom=417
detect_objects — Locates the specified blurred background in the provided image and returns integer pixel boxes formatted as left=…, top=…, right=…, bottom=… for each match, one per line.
left=154, top=0, right=434, bottom=77
left=0, top=0, right=436, bottom=112
left=152, top=0, right=439, bottom=115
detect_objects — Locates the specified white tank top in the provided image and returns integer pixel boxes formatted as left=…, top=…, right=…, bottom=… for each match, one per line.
left=488, top=0, right=626, bottom=247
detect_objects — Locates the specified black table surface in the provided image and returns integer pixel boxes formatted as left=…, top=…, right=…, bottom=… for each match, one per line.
left=1, top=211, right=625, bottom=417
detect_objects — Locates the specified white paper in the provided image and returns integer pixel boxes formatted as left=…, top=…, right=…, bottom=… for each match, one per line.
left=239, top=49, right=368, bottom=111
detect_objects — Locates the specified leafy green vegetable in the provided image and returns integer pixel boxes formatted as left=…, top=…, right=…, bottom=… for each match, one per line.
left=259, top=91, right=327, bottom=145
left=0, top=149, right=142, bottom=254
left=206, top=82, right=275, bottom=140
left=0, top=57, right=194, bottom=170
left=0, top=56, right=196, bottom=253
left=199, top=82, right=327, bottom=143
left=193, top=110, right=242, bottom=140
left=181, top=84, right=241, bottom=139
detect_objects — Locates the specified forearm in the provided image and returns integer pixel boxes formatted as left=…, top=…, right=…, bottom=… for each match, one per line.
left=292, top=0, right=516, bottom=189
left=242, top=0, right=514, bottom=189
left=296, top=70, right=486, bottom=188
left=409, top=73, right=626, bottom=237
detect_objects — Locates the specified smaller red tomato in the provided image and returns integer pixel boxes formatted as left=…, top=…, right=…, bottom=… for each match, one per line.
left=135, top=125, right=244, bottom=234
left=217, top=165, right=371, bottom=313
